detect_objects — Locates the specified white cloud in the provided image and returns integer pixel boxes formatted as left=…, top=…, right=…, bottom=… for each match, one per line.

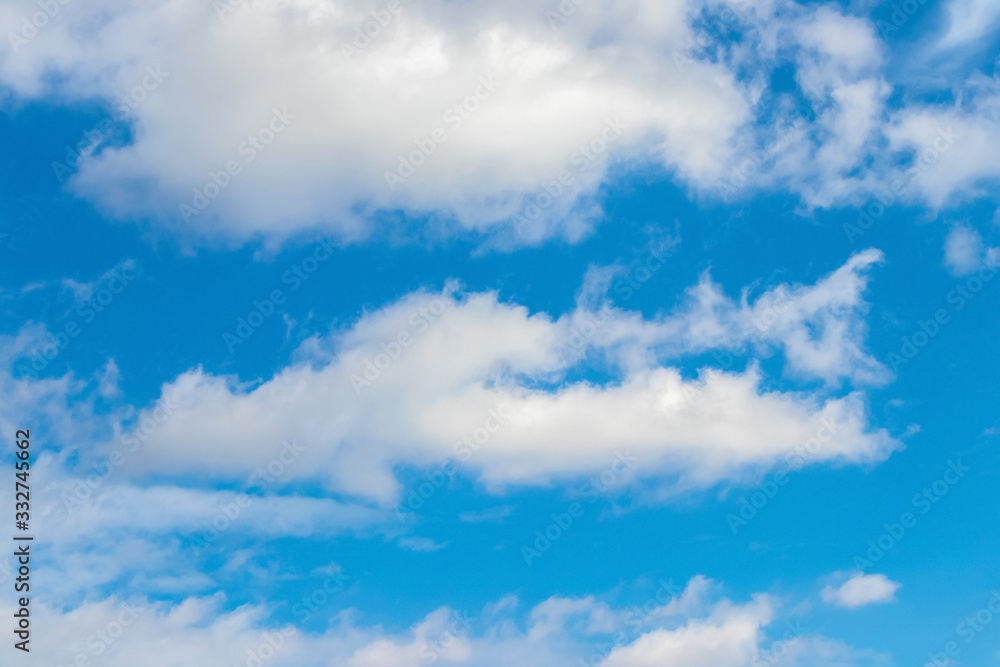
left=821, top=572, right=901, bottom=608
left=18, top=454, right=393, bottom=603
left=4, top=0, right=991, bottom=244
left=883, top=75, right=1000, bottom=208
left=795, top=7, right=883, bottom=76
left=934, top=0, right=1000, bottom=52
left=722, top=6, right=1000, bottom=214
left=0, top=252, right=897, bottom=600
left=0, top=324, right=102, bottom=445
left=98, top=358, right=122, bottom=398
left=713, top=4, right=891, bottom=208
left=944, top=224, right=985, bottom=275
left=601, top=597, right=771, bottom=667
left=95, top=251, right=896, bottom=505
left=5, top=577, right=891, bottom=667
left=579, top=248, right=890, bottom=384
left=0, top=0, right=755, bottom=244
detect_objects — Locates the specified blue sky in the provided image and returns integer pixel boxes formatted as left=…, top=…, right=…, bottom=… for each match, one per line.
left=1, top=0, right=1000, bottom=665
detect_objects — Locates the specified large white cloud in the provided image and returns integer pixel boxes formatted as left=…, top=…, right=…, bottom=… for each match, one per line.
left=0, top=251, right=897, bottom=606
left=92, top=250, right=897, bottom=504
left=0, top=0, right=755, bottom=243
left=4, top=0, right=993, bottom=245
left=0, top=323, right=895, bottom=662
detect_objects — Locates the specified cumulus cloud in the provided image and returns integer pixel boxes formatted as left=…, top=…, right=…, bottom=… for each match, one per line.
left=1, top=0, right=991, bottom=244
left=600, top=597, right=770, bottom=667
left=6, top=577, right=890, bottom=667
left=883, top=75, right=1000, bottom=208
left=89, top=250, right=897, bottom=504
left=821, top=572, right=901, bottom=608
left=0, top=0, right=756, bottom=243
left=714, top=5, right=1000, bottom=214
left=0, top=252, right=897, bottom=600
